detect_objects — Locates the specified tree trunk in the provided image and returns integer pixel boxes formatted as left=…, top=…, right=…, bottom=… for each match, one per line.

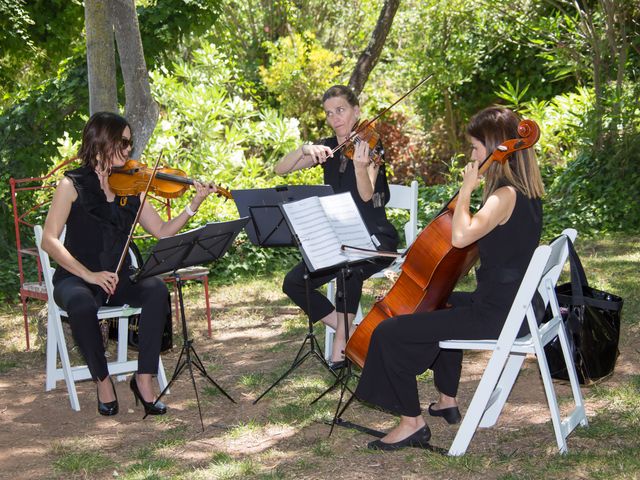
left=109, top=0, right=159, bottom=160
left=85, top=0, right=118, bottom=114
left=348, top=0, right=400, bottom=96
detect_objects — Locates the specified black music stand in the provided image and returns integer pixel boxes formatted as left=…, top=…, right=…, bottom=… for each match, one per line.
left=233, top=185, right=333, bottom=247
left=133, top=218, right=249, bottom=430
left=233, top=185, right=340, bottom=404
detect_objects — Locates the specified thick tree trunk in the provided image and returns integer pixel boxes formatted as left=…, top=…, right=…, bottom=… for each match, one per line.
left=109, top=0, right=159, bottom=160
left=348, top=0, right=400, bottom=96
left=85, top=0, right=118, bottom=114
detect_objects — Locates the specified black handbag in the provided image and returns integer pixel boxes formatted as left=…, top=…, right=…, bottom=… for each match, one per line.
left=544, top=238, right=623, bottom=385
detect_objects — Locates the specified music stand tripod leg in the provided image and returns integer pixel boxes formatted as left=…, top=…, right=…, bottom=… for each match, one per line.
left=154, top=275, right=235, bottom=430
left=253, top=267, right=337, bottom=405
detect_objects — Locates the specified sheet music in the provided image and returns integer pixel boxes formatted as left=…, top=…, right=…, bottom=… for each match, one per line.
left=281, top=193, right=377, bottom=271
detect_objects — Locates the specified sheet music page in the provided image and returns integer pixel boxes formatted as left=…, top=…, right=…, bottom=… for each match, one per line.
left=319, top=193, right=377, bottom=262
left=281, top=196, right=347, bottom=271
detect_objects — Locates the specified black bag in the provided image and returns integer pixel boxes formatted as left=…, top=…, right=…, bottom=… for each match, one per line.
left=544, top=238, right=623, bottom=385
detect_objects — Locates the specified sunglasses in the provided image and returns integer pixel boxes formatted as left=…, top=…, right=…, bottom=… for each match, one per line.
left=120, top=137, right=134, bottom=150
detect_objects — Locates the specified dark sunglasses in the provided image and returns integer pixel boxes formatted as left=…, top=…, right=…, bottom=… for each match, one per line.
left=120, top=137, right=134, bottom=149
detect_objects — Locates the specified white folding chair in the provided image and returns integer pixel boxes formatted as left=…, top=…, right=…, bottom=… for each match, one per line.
left=35, top=225, right=168, bottom=411
left=325, top=180, right=419, bottom=360
left=439, top=228, right=588, bottom=456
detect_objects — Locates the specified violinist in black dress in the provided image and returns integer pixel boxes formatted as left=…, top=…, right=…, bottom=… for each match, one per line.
left=41, top=112, right=218, bottom=416
left=355, top=107, right=546, bottom=450
left=275, top=85, right=399, bottom=366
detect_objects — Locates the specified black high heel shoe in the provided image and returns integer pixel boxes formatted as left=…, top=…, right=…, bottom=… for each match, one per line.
left=129, top=374, right=167, bottom=417
left=97, top=376, right=118, bottom=416
left=428, top=402, right=461, bottom=424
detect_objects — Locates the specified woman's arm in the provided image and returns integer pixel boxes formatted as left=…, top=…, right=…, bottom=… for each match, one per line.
left=41, top=178, right=119, bottom=294
left=451, top=161, right=516, bottom=248
left=274, top=144, right=332, bottom=175
left=138, top=181, right=216, bottom=238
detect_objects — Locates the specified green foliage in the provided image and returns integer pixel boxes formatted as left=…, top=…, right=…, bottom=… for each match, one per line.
left=259, top=32, right=343, bottom=138
left=136, top=39, right=314, bottom=281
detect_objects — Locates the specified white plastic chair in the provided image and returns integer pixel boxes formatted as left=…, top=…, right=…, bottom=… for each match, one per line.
left=439, top=228, right=588, bottom=456
left=325, top=180, right=419, bottom=360
left=35, top=225, right=168, bottom=411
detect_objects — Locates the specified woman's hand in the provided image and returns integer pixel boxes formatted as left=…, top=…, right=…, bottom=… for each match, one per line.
left=83, top=270, right=119, bottom=295
left=353, top=140, right=371, bottom=170
left=460, top=160, right=482, bottom=196
left=301, top=144, right=333, bottom=165
left=191, top=180, right=218, bottom=210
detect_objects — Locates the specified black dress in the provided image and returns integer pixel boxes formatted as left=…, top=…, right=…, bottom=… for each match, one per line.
left=52, top=166, right=169, bottom=381
left=282, top=137, right=399, bottom=322
left=355, top=190, right=542, bottom=417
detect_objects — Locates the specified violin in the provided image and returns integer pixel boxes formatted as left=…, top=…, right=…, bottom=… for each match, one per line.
left=345, top=120, right=541, bottom=368
left=330, top=74, right=433, bottom=165
left=109, top=159, right=232, bottom=200
left=342, top=120, right=385, bottom=166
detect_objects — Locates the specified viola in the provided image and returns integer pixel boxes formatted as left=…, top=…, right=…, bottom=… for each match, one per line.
left=330, top=75, right=433, bottom=164
left=342, top=120, right=385, bottom=166
left=109, top=159, right=232, bottom=200
left=344, top=120, right=541, bottom=368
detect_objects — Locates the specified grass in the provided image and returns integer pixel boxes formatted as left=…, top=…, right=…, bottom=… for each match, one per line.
left=1, top=235, right=639, bottom=479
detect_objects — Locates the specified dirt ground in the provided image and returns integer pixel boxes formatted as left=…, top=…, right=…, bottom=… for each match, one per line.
left=0, top=282, right=638, bottom=480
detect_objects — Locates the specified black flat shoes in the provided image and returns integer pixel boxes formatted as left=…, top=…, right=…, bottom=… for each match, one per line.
left=327, top=360, right=346, bottom=371
left=427, top=402, right=461, bottom=424
left=367, top=425, right=432, bottom=451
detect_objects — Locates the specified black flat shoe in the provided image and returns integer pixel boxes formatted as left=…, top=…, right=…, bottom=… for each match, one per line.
left=328, top=360, right=346, bottom=371
left=97, top=377, right=118, bottom=416
left=428, top=402, right=461, bottom=424
left=367, top=425, right=431, bottom=451
left=130, top=374, right=167, bottom=417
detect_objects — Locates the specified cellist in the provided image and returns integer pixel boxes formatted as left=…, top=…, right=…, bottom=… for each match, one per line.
left=274, top=85, right=399, bottom=368
left=355, top=107, right=545, bottom=450
left=41, top=112, right=218, bottom=417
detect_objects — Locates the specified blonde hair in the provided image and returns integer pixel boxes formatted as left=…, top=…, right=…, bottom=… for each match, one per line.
left=466, top=107, right=545, bottom=201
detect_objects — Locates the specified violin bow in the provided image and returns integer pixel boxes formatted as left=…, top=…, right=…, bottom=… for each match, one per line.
left=107, top=150, right=163, bottom=302
left=330, top=73, right=434, bottom=157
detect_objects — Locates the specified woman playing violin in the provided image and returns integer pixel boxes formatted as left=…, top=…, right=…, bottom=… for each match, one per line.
left=41, top=112, right=218, bottom=417
left=275, top=85, right=399, bottom=367
left=355, top=106, right=545, bottom=450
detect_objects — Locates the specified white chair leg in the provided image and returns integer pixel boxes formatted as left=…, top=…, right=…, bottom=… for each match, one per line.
left=116, top=316, right=129, bottom=382
left=45, top=310, right=58, bottom=391
left=557, top=323, right=589, bottom=428
left=535, top=343, right=568, bottom=453
left=479, top=353, right=526, bottom=428
left=157, top=357, right=168, bottom=392
left=55, top=315, right=81, bottom=411
left=448, top=349, right=511, bottom=456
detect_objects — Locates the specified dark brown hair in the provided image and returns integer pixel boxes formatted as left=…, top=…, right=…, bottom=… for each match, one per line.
left=322, top=85, right=359, bottom=107
left=466, top=107, right=544, bottom=200
left=77, top=112, right=130, bottom=172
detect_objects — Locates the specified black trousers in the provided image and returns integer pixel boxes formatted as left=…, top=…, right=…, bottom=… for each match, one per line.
left=282, top=257, right=393, bottom=323
left=354, top=292, right=509, bottom=417
left=53, top=274, right=169, bottom=382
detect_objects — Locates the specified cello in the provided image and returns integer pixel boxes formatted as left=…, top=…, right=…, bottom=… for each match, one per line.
left=345, top=119, right=541, bottom=368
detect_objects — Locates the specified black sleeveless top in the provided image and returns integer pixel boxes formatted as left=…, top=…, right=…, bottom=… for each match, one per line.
left=320, top=137, right=399, bottom=252
left=52, top=165, right=140, bottom=284
left=471, top=188, right=543, bottom=322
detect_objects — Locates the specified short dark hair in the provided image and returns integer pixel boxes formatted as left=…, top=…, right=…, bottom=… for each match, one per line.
left=77, top=112, right=130, bottom=171
left=322, top=85, right=359, bottom=107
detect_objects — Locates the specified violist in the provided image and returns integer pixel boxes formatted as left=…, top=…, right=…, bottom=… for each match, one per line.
left=274, top=85, right=399, bottom=368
